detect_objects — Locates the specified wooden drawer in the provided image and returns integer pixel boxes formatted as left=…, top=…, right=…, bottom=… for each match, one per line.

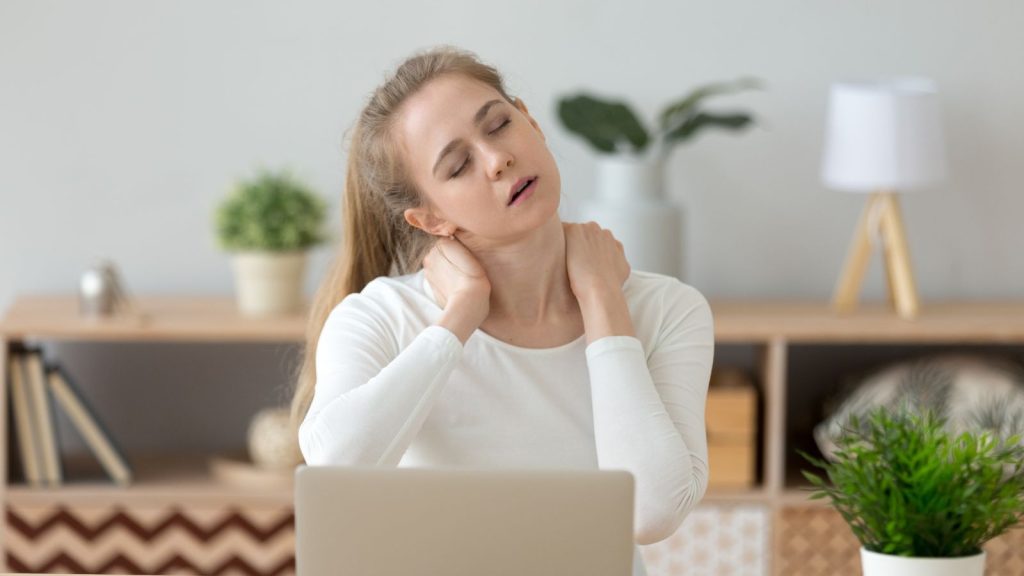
left=707, top=442, right=756, bottom=488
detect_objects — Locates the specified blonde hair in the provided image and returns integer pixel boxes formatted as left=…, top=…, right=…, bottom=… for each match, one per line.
left=289, top=46, right=516, bottom=443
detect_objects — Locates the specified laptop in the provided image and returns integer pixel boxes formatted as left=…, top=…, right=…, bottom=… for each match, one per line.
left=294, top=465, right=636, bottom=576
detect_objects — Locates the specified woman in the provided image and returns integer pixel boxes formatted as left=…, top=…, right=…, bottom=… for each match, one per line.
left=291, top=45, right=715, bottom=574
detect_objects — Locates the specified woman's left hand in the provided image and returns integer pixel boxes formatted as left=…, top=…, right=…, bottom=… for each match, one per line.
left=563, top=221, right=631, bottom=305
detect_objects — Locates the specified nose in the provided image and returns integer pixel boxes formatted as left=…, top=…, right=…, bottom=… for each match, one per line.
left=484, top=145, right=514, bottom=180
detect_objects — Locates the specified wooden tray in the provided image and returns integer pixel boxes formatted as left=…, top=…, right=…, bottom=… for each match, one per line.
left=208, top=456, right=294, bottom=492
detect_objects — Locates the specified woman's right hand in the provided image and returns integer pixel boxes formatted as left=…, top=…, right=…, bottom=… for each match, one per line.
left=423, top=236, right=490, bottom=342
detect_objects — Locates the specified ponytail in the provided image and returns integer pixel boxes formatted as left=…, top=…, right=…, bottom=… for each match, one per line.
left=288, top=45, right=516, bottom=452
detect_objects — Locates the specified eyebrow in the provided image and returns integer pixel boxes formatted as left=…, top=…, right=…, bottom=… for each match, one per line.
left=432, top=99, right=504, bottom=178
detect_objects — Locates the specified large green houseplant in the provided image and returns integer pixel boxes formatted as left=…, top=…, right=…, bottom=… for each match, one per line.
left=800, top=406, right=1024, bottom=576
left=554, top=78, right=761, bottom=279
left=557, top=77, right=761, bottom=159
left=214, top=169, right=328, bottom=316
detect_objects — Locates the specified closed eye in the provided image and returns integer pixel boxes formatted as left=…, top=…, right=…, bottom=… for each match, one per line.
left=450, top=117, right=512, bottom=179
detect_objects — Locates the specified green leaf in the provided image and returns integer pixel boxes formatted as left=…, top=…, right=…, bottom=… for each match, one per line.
left=796, top=404, right=1024, bottom=556
left=664, top=111, right=754, bottom=144
left=556, top=94, right=649, bottom=154
left=657, top=76, right=763, bottom=130
left=214, top=169, right=329, bottom=252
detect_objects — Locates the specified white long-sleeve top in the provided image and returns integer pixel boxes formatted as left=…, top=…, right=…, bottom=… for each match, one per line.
left=299, top=268, right=715, bottom=575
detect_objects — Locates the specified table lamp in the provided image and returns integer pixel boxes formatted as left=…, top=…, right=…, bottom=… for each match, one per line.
left=821, top=77, right=946, bottom=319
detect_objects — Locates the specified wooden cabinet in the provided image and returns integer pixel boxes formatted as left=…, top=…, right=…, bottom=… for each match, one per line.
left=0, top=296, right=305, bottom=574
left=705, top=300, right=1024, bottom=576
left=4, top=296, right=1024, bottom=575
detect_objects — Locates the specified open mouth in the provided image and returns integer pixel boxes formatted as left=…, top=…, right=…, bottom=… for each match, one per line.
left=507, top=177, right=537, bottom=206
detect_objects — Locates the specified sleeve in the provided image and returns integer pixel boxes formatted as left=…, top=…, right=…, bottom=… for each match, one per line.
left=297, top=293, right=464, bottom=467
left=585, top=282, right=715, bottom=545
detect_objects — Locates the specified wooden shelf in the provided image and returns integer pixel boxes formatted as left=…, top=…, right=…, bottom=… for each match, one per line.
left=4, top=295, right=1024, bottom=575
left=6, top=455, right=292, bottom=506
left=0, top=294, right=306, bottom=342
left=709, top=300, right=1024, bottom=343
left=6, top=295, right=1024, bottom=344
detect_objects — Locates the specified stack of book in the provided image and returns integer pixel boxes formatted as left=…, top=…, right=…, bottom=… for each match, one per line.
left=6, top=345, right=133, bottom=487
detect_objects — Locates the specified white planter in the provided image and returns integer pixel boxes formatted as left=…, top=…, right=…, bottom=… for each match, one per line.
left=231, top=250, right=308, bottom=316
left=860, top=547, right=985, bottom=576
left=579, top=152, right=685, bottom=278
left=595, top=152, right=665, bottom=202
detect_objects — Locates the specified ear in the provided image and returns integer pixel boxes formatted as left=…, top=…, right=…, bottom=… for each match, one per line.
left=513, top=97, right=545, bottom=141
left=404, top=206, right=455, bottom=237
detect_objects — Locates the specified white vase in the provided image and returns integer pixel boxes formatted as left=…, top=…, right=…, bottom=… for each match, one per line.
left=860, top=547, right=985, bottom=576
left=578, top=152, right=684, bottom=278
left=231, top=250, right=308, bottom=316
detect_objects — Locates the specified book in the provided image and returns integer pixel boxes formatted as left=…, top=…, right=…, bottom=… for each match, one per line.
left=24, top=348, right=62, bottom=486
left=46, top=363, right=133, bottom=486
left=8, top=352, right=43, bottom=486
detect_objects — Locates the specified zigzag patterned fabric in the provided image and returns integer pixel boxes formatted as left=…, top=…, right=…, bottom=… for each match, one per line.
left=6, top=503, right=295, bottom=575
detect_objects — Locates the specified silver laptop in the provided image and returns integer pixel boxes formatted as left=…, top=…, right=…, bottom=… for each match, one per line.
left=294, top=465, right=635, bottom=576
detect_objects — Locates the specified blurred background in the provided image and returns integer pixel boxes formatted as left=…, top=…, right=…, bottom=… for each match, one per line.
left=5, top=0, right=1022, bottom=452
left=2, top=1, right=1023, bottom=574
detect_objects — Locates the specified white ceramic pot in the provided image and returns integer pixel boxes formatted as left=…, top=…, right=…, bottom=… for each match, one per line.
left=860, top=547, right=985, bottom=576
left=578, top=152, right=685, bottom=278
left=595, top=152, right=665, bottom=202
left=231, top=250, right=308, bottom=316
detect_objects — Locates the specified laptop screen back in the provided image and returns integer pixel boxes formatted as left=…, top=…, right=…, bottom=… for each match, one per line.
left=295, top=465, right=635, bottom=576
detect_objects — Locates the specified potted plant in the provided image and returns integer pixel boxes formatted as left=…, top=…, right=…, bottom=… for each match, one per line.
left=800, top=406, right=1024, bottom=576
left=555, top=78, right=761, bottom=278
left=557, top=77, right=761, bottom=199
left=214, top=169, right=328, bottom=316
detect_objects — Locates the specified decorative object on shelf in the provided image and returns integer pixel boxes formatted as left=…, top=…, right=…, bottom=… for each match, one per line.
left=7, top=345, right=50, bottom=486
left=822, top=77, right=947, bottom=320
left=5, top=346, right=132, bottom=487
left=800, top=407, right=1024, bottom=576
left=47, top=361, right=133, bottom=485
left=78, top=259, right=137, bottom=318
left=705, top=367, right=758, bottom=488
left=206, top=406, right=303, bottom=491
left=247, top=406, right=304, bottom=471
left=557, top=78, right=761, bottom=279
left=209, top=455, right=294, bottom=491
left=214, top=169, right=328, bottom=316
left=813, top=353, right=1024, bottom=459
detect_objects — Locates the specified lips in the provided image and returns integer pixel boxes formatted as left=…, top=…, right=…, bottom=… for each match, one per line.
left=507, top=176, right=537, bottom=206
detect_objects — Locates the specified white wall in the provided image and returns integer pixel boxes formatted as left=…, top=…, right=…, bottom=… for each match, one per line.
left=2, top=0, right=1022, bottom=454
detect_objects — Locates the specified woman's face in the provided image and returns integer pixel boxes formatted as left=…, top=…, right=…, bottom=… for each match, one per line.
left=396, top=73, right=561, bottom=242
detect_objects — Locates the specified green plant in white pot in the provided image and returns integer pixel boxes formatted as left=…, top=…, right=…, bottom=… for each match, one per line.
left=555, top=78, right=761, bottom=278
left=800, top=406, right=1024, bottom=576
left=215, top=169, right=328, bottom=316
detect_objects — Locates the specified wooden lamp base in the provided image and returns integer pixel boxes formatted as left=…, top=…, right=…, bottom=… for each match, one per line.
left=832, top=191, right=920, bottom=319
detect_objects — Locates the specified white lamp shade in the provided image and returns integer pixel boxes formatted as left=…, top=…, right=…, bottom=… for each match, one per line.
left=821, top=77, right=947, bottom=192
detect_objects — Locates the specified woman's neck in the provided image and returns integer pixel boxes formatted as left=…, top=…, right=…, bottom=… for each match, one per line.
left=461, top=216, right=578, bottom=326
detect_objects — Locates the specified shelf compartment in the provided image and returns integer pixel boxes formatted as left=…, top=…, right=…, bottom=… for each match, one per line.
left=782, top=342, right=1024, bottom=491
left=6, top=454, right=292, bottom=507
